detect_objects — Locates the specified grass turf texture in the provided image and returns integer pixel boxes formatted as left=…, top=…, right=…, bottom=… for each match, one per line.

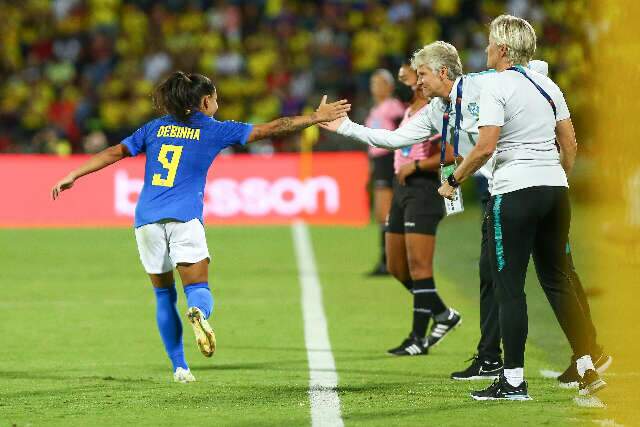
left=0, top=206, right=606, bottom=426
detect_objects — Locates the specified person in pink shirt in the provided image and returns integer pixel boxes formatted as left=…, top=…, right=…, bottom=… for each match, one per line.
left=385, top=63, right=459, bottom=356
left=365, top=69, right=406, bottom=276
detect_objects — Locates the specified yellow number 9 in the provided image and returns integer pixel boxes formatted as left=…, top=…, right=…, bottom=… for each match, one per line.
left=152, top=144, right=183, bottom=187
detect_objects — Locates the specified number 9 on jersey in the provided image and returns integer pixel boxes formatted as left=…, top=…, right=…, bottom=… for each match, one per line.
left=152, top=144, right=183, bottom=187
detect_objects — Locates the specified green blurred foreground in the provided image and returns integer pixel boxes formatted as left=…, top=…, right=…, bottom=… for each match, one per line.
left=0, top=207, right=607, bottom=426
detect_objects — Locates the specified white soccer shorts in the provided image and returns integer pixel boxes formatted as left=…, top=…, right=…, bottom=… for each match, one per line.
left=134, top=218, right=211, bottom=274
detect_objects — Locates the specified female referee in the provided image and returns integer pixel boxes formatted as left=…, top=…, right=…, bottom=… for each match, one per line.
left=386, top=63, right=457, bottom=356
left=51, top=71, right=350, bottom=383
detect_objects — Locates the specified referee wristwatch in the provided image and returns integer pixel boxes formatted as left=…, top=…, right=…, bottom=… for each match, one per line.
left=447, top=172, right=461, bottom=188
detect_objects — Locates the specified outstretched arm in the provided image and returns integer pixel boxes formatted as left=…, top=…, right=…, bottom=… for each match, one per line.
left=51, top=143, right=129, bottom=200
left=319, top=106, right=436, bottom=149
left=247, top=96, right=350, bottom=143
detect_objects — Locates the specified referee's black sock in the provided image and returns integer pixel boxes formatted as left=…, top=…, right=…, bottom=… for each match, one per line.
left=413, top=278, right=447, bottom=336
left=412, top=308, right=431, bottom=339
left=401, top=280, right=413, bottom=293
left=412, top=277, right=443, bottom=338
left=380, top=226, right=387, bottom=266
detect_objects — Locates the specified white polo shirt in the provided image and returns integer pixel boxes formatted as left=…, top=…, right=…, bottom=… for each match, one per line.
left=477, top=66, right=570, bottom=195
left=336, top=61, right=551, bottom=193
left=336, top=85, right=494, bottom=180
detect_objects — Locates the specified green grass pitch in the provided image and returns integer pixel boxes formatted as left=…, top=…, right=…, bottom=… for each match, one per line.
left=0, top=206, right=605, bottom=426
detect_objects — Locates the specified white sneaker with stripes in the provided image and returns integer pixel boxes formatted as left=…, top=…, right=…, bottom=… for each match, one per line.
left=427, top=308, right=462, bottom=348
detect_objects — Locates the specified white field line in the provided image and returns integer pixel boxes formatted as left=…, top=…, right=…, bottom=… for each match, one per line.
left=291, top=221, right=344, bottom=427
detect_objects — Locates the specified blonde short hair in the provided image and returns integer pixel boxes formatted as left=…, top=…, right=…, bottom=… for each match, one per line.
left=489, top=15, right=536, bottom=65
left=410, top=41, right=463, bottom=81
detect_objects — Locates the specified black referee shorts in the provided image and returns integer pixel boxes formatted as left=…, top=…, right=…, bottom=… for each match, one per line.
left=371, top=153, right=394, bottom=189
left=385, top=173, right=445, bottom=235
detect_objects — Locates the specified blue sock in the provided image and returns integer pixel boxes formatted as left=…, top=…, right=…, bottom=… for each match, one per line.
left=153, top=285, right=188, bottom=371
left=184, top=282, right=214, bottom=319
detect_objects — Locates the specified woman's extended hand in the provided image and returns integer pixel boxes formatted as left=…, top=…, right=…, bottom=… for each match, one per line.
left=314, top=95, right=351, bottom=123
left=51, top=174, right=75, bottom=200
left=317, top=116, right=348, bottom=132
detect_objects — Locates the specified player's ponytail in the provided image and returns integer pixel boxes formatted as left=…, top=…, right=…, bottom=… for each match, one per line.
left=153, top=71, right=216, bottom=122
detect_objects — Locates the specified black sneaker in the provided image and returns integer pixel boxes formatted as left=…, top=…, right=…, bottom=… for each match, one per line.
left=471, top=374, right=532, bottom=401
left=451, top=354, right=503, bottom=380
left=427, top=308, right=462, bottom=347
left=387, top=334, right=428, bottom=356
left=557, top=355, right=579, bottom=386
left=578, top=369, right=607, bottom=396
left=558, top=349, right=612, bottom=387
left=366, top=262, right=389, bottom=277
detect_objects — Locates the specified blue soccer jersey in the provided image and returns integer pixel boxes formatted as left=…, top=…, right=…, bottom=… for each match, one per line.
left=122, top=112, right=253, bottom=227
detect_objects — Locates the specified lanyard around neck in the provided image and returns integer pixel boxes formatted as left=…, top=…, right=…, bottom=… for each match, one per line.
left=507, top=66, right=557, bottom=118
left=440, top=77, right=463, bottom=166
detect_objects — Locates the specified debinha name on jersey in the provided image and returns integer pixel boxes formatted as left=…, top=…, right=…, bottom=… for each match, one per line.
left=156, top=125, right=201, bottom=141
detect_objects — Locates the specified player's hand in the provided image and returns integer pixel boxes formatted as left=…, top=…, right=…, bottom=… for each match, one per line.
left=397, top=162, right=416, bottom=186
left=438, top=181, right=456, bottom=200
left=51, top=174, right=75, bottom=200
left=317, top=116, right=347, bottom=132
left=315, top=95, right=351, bottom=123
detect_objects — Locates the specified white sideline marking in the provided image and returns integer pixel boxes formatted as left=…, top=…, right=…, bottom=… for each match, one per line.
left=539, top=369, right=562, bottom=378
left=292, top=221, right=344, bottom=427
left=574, top=396, right=606, bottom=408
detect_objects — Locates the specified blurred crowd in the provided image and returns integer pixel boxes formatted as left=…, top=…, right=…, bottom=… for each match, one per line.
left=0, top=0, right=592, bottom=155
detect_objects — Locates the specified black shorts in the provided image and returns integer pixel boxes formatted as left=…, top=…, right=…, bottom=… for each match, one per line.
left=385, top=173, right=445, bottom=235
left=370, top=153, right=394, bottom=189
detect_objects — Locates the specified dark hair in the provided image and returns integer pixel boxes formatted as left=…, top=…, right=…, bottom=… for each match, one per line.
left=153, top=71, right=216, bottom=122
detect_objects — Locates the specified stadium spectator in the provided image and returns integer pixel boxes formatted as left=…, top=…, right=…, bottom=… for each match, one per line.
left=0, top=1, right=591, bottom=154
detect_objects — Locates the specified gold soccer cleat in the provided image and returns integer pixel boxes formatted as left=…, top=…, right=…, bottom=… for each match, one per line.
left=187, top=307, right=216, bottom=357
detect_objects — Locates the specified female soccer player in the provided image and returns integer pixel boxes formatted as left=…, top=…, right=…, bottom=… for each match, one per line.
left=385, top=63, right=458, bottom=356
left=51, top=71, right=350, bottom=383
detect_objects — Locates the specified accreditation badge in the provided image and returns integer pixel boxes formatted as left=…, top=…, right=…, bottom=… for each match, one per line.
left=440, top=164, right=464, bottom=216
